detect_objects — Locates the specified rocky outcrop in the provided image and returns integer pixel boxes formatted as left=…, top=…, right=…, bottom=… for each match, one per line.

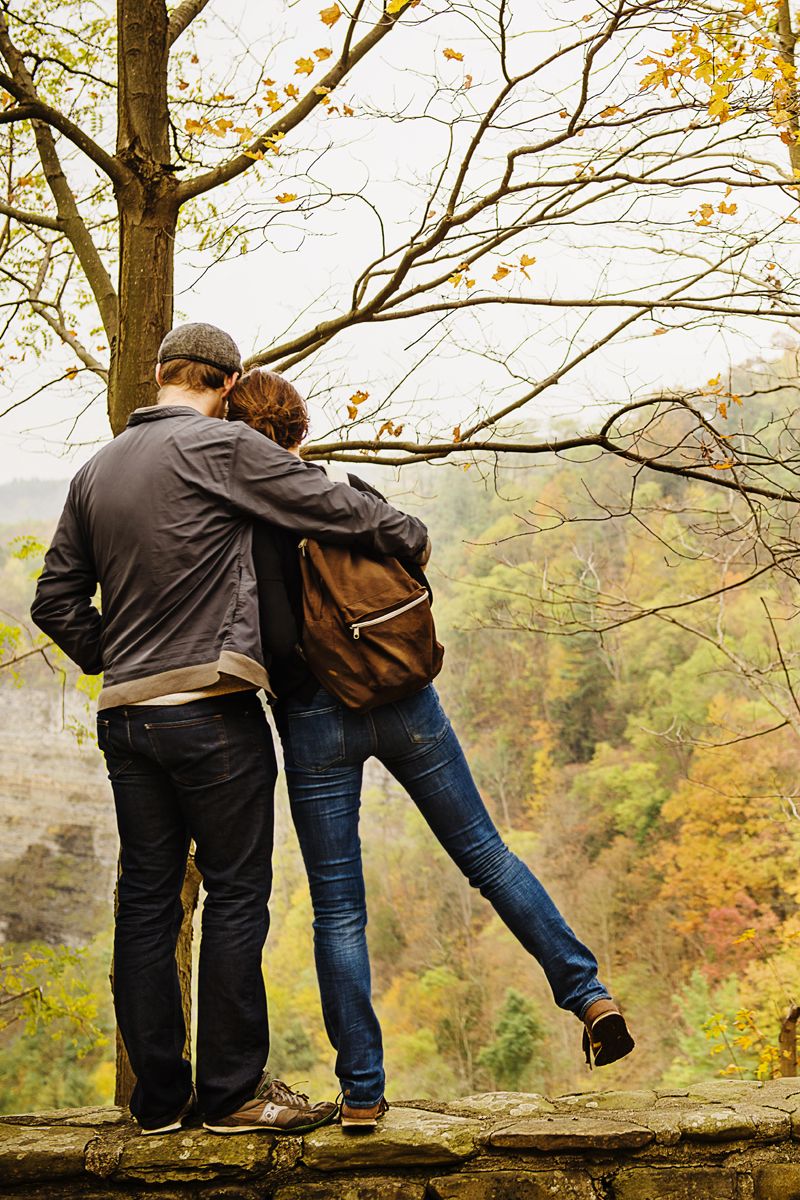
left=0, top=687, right=117, bottom=945
left=4, top=1079, right=800, bottom=1197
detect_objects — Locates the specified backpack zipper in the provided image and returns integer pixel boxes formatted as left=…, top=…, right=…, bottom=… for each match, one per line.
left=351, top=592, right=428, bottom=640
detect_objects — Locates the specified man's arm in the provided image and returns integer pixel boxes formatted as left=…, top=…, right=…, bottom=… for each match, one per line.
left=30, top=482, right=104, bottom=675
left=228, top=425, right=429, bottom=561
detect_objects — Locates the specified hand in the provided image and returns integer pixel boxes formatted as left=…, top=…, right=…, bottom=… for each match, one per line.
left=415, top=536, right=432, bottom=568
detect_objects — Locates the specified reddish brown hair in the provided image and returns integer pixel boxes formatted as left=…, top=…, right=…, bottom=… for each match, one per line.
left=158, top=357, right=228, bottom=392
left=227, top=368, right=309, bottom=450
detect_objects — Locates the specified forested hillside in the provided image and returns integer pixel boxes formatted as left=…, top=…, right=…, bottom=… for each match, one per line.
left=2, top=350, right=800, bottom=1108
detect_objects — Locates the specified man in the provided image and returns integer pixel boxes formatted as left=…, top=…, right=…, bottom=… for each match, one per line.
left=31, top=323, right=428, bottom=1136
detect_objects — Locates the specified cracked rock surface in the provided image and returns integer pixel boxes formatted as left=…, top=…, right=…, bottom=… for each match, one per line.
left=3, top=1079, right=800, bottom=1198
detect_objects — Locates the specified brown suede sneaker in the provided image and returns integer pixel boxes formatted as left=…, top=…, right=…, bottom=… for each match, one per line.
left=203, top=1077, right=338, bottom=1134
left=340, top=1096, right=389, bottom=1132
left=140, top=1090, right=196, bottom=1135
left=582, top=998, right=635, bottom=1068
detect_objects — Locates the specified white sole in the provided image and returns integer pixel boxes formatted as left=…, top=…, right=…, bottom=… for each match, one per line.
left=141, top=1121, right=183, bottom=1135
left=203, top=1122, right=276, bottom=1134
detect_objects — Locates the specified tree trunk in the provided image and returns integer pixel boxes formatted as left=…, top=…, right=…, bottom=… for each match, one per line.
left=108, top=0, right=176, bottom=433
left=114, top=854, right=203, bottom=1107
left=107, top=196, right=178, bottom=434
left=779, top=1006, right=800, bottom=1078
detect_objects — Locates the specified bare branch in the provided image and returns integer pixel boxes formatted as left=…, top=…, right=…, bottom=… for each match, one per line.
left=0, top=198, right=60, bottom=231
left=176, top=4, right=406, bottom=203
left=0, top=71, right=128, bottom=186
left=0, top=14, right=119, bottom=339
left=167, top=0, right=212, bottom=48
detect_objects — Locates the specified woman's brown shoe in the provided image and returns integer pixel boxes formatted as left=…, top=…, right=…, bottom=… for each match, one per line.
left=340, top=1096, right=389, bottom=1132
left=582, top=999, right=635, bottom=1068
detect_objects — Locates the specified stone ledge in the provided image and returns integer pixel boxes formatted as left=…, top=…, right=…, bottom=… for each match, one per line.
left=2, top=1080, right=800, bottom=1198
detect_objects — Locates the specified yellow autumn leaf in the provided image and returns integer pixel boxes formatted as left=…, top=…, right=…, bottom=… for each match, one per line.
left=295, top=57, right=315, bottom=75
left=718, top=201, right=737, bottom=215
left=314, top=47, right=333, bottom=60
left=346, top=404, right=358, bottom=420
left=314, top=86, right=331, bottom=96
left=276, top=193, right=297, bottom=203
left=466, top=278, right=476, bottom=288
left=443, top=48, right=464, bottom=61
left=349, top=390, right=369, bottom=405
left=718, top=401, right=728, bottom=418
left=599, top=105, right=624, bottom=118
left=519, top=253, right=536, bottom=278
left=320, top=3, right=342, bottom=26
left=185, top=117, right=206, bottom=134
left=343, top=104, right=354, bottom=116
left=492, top=266, right=511, bottom=282
left=452, top=425, right=462, bottom=442
left=285, top=84, right=300, bottom=98
left=448, top=273, right=463, bottom=286
left=386, top=0, right=414, bottom=12
left=65, top=366, right=79, bottom=380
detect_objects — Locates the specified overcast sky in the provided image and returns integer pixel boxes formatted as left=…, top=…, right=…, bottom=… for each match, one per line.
left=1, top=0, right=796, bottom=485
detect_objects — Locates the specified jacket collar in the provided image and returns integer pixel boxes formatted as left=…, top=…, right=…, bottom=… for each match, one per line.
left=127, top=405, right=207, bottom=427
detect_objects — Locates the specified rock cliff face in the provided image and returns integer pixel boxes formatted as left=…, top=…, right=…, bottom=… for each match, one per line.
left=0, top=687, right=117, bottom=946
left=3, top=1080, right=800, bottom=1198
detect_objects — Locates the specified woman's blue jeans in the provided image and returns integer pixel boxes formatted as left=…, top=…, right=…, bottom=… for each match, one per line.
left=275, top=684, right=609, bottom=1107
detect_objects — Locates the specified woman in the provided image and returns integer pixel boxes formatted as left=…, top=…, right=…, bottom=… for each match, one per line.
left=227, top=369, right=634, bottom=1128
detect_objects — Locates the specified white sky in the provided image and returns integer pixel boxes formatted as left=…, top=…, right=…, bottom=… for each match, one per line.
left=1, top=0, right=797, bottom=483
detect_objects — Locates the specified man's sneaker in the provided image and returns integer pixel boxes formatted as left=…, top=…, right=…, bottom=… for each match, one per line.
left=340, top=1096, right=389, bottom=1132
left=203, top=1076, right=338, bottom=1135
left=139, top=1090, right=196, bottom=1135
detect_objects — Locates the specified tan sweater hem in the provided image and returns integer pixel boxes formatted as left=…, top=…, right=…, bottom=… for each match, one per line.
left=98, top=651, right=271, bottom=710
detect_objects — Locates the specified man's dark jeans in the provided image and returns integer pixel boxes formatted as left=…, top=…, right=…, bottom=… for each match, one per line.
left=97, top=693, right=277, bottom=1126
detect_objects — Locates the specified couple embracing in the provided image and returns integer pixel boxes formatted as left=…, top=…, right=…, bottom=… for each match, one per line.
left=32, top=323, right=633, bottom=1138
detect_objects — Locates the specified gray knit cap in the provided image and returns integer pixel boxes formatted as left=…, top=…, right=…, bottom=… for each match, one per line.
left=157, top=322, right=243, bottom=376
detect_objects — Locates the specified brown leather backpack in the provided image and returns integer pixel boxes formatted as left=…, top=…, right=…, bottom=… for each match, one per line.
left=297, top=537, right=444, bottom=712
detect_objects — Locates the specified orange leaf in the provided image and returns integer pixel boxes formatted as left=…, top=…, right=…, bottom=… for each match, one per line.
left=349, top=390, right=369, bottom=405
left=492, top=266, right=511, bottom=282
left=347, top=404, right=358, bottom=420
left=443, top=48, right=464, bottom=61
left=276, top=192, right=297, bottom=203
left=314, top=47, right=333, bottom=60
left=320, top=3, right=342, bottom=25
left=599, top=105, right=624, bottom=118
